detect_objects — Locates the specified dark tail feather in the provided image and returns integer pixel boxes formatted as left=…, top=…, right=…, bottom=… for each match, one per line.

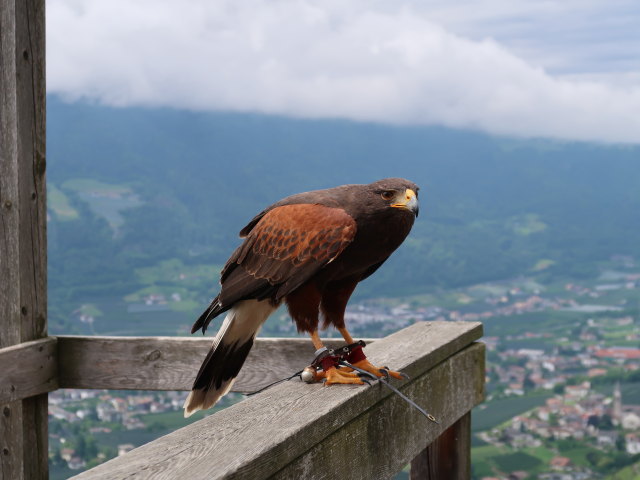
left=184, top=299, right=276, bottom=417
left=191, top=295, right=227, bottom=334
left=183, top=336, right=254, bottom=417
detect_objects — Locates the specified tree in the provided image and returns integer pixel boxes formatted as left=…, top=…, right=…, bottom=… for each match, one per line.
left=523, top=376, right=536, bottom=391
left=600, top=414, right=614, bottom=430
left=50, top=447, right=65, bottom=468
left=586, top=451, right=602, bottom=467
left=86, top=437, right=98, bottom=459
left=75, top=435, right=86, bottom=458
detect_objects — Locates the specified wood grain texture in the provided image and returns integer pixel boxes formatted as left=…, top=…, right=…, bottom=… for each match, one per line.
left=0, top=0, right=47, bottom=478
left=0, top=337, right=57, bottom=404
left=1, top=0, right=21, bottom=351
left=0, top=3, right=23, bottom=478
left=58, top=336, right=371, bottom=393
left=71, top=321, right=483, bottom=480
left=411, top=412, right=471, bottom=479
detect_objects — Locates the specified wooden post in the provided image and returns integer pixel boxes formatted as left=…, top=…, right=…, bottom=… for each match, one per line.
left=410, top=412, right=471, bottom=480
left=0, top=0, right=47, bottom=478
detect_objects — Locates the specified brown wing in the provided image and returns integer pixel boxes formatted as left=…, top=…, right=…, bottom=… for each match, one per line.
left=191, top=204, right=356, bottom=334
left=221, top=203, right=356, bottom=302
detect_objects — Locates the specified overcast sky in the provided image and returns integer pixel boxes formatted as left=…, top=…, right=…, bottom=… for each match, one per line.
left=48, top=0, right=640, bottom=143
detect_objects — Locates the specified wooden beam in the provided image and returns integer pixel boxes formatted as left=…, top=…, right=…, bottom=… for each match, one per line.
left=70, top=321, right=483, bottom=480
left=57, top=336, right=372, bottom=393
left=272, top=344, right=483, bottom=480
left=410, top=412, right=471, bottom=479
left=0, top=0, right=47, bottom=478
left=0, top=337, right=57, bottom=404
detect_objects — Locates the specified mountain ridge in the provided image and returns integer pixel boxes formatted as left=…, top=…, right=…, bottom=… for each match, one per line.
left=47, top=95, right=640, bottom=303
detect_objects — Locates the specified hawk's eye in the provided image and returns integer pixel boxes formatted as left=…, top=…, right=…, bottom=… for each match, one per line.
left=381, top=190, right=395, bottom=201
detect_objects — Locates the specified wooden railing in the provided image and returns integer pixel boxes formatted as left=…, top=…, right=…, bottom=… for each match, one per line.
left=54, top=321, right=482, bottom=479
left=2, top=320, right=484, bottom=479
left=2, top=309, right=484, bottom=479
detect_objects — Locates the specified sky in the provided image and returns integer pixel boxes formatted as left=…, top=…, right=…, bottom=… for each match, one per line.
left=47, top=0, right=640, bottom=143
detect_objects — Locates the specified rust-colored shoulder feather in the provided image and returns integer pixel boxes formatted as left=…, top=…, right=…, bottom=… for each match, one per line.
left=225, top=204, right=356, bottom=295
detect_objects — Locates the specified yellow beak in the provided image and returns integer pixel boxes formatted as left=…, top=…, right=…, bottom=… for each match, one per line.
left=391, top=189, right=419, bottom=216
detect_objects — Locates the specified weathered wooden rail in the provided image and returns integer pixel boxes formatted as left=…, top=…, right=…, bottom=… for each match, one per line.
left=67, top=321, right=484, bottom=479
left=1, top=321, right=484, bottom=479
left=1, top=1, right=485, bottom=478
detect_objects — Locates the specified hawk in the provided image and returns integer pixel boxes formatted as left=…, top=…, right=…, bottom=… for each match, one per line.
left=184, top=178, right=419, bottom=416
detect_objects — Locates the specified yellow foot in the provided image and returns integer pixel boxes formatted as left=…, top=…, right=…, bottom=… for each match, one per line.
left=336, top=365, right=360, bottom=375
left=315, top=366, right=360, bottom=379
left=323, top=366, right=365, bottom=386
left=351, top=359, right=406, bottom=380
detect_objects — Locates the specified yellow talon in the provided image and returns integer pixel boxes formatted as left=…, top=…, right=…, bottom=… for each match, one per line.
left=324, top=367, right=365, bottom=385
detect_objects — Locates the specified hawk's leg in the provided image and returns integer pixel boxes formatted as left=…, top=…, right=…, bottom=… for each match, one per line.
left=337, top=327, right=406, bottom=380
left=288, top=282, right=362, bottom=385
left=310, top=330, right=364, bottom=385
left=321, top=281, right=406, bottom=380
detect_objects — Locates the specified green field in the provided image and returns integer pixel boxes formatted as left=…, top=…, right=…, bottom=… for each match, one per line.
left=61, top=178, right=132, bottom=194
left=49, top=296, right=194, bottom=336
left=560, top=445, right=601, bottom=468
left=472, top=392, right=553, bottom=432
left=61, top=178, right=142, bottom=230
left=481, top=310, right=585, bottom=338
left=472, top=445, right=507, bottom=478
left=494, top=451, right=542, bottom=472
left=606, top=460, right=640, bottom=479
left=594, top=382, right=640, bottom=405
left=48, top=183, right=79, bottom=220
left=133, top=258, right=220, bottom=287
left=508, top=213, right=548, bottom=236
left=472, top=445, right=562, bottom=478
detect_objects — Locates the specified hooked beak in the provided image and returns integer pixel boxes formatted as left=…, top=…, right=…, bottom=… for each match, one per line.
left=391, top=189, right=419, bottom=217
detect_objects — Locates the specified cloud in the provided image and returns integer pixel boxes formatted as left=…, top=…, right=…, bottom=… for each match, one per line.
left=47, top=0, right=640, bottom=143
left=413, top=1, right=640, bottom=77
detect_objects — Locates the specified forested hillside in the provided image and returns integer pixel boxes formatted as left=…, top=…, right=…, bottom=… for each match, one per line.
left=47, top=96, right=640, bottom=313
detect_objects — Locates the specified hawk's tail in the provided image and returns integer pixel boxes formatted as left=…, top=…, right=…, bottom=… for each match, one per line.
left=183, top=299, right=276, bottom=417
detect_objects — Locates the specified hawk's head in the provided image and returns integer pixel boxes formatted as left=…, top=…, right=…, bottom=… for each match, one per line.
left=366, top=178, right=420, bottom=217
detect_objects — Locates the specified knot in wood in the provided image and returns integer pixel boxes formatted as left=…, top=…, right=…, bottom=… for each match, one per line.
left=3, top=406, right=10, bottom=417
left=4, top=200, right=12, bottom=209
left=146, top=350, right=161, bottom=362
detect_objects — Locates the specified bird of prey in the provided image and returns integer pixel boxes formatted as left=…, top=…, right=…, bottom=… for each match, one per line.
left=184, top=178, right=419, bottom=417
